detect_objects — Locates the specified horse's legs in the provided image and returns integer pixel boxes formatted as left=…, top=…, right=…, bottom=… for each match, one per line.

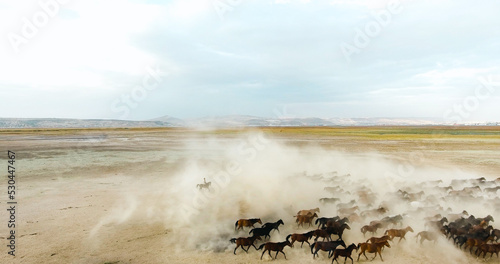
left=378, top=249, right=384, bottom=261
left=313, top=248, right=319, bottom=259
left=275, top=251, right=279, bottom=259
left=260, top=249, right=266, bottom=260
left=268, top=249, right=272, bottom=259
left=281, top=250, right=287, bottom=259
left=243, top=246, right=249, bottom=253
left=251, top=244, right=258, bottom=251
left=234, top=245, right=239, bottom=255
left=363, top=251, right=369, bottom=260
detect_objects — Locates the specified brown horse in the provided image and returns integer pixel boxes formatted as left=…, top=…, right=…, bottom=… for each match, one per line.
left=258, top=240, right=293, bottom=260
left=464, top=237, right=487, bottom=254
left=361, top=222, right=382, bottom=237
left=357, top=241, right=391, bottom=261
left=384, top=226, right=414, bottom=242
left=229, top=235, right=261, bottom=254
left=415, top=231, right=438, bottom=244
left=296, top=213, right=318, bottom=227
left=286, top=231, right=315, bottom=247
left=476, top=243, right=500, bottom=258
left=297, top=207, right=320, bottom=216
left=235, top=218, right=262, bottom=230
left=331, top=243, right=357, bottom=264
left=366, top=235, right=391, bottom=244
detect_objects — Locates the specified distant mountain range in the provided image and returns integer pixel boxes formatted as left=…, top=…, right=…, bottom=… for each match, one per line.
left=0, top=116, right=497, bottom=129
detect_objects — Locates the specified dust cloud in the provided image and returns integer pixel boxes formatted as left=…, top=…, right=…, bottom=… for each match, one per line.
left=90, top=132, right=499, bottom=263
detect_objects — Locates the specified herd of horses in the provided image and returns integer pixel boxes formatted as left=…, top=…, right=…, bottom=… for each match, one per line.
left=226, top=175, right=500, bottom=262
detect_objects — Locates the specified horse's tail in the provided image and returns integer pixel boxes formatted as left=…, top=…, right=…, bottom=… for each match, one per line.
left=229, top=238, right=236, bottom=244
left=234, top=221, right=238, bottom=230
left=257, top=243, right=265, bottom=251
left=310, top=242, right=316, bottom=254
left=249, top=229, right=254, bottom=235
left=384, top=229, right=388, bottom=235
left=286, top=234, right=291, bottom=242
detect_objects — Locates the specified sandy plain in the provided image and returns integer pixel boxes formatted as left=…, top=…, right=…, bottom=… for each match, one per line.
left=0, top=126, right=499, bottom=264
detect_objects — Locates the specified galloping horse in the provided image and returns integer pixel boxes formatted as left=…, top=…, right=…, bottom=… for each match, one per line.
left=235, top=218, right=262, bottom=230
left=310, top=240, right=346, bottom=259
left=230, top=235, right=261, bottom=254
left=384, top=226, right=414, bottom=242
left=297, top=208, right=320, bottom=216
left=361, top=222, right=382, bottom=237
left=357, top=241, right=391, bottom=261
left=296, top=213, right=318, bottom=227
left=366, top=235, right=391, bottom=244
left=258, top=240, right=293, bottom=260
left=262, top=219, right=284, bottom=233
left=331, top=243, right=357, bottom=264
left=196, top=178, right=211, bottom=190
left=286, top=231, right=315, bottom=248
left=415, top=231, right=438, bottom=244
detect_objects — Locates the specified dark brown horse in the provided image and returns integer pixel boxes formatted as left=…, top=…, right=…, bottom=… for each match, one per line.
left=258, top=240, right=293, bottom=260
left=314, top=228, right=334, bottom=242
left=316, top=216, right=340, bottom=228
left=357, top=241, right=391, bottom=261
left=310, top=240, right=346, bottom=258
left=261, top=219, right=285, bottom=233
left=286, top=230, right=315, bottom=247
left=235, top=218, right=262, bottom=230
left=328, top=223, right=351, bottom=240
left=229, top=235, right=261, bottom=254
left=331, top=243, right=357, bottom=264
left=476, top=243, right=500, bottom=258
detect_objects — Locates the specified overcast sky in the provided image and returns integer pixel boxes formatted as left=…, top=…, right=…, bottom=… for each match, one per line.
left=1, top=0, right=499, bottom=122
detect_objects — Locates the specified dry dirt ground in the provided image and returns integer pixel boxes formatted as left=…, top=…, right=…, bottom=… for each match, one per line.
left=0, top=127, right=499, bottom=264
